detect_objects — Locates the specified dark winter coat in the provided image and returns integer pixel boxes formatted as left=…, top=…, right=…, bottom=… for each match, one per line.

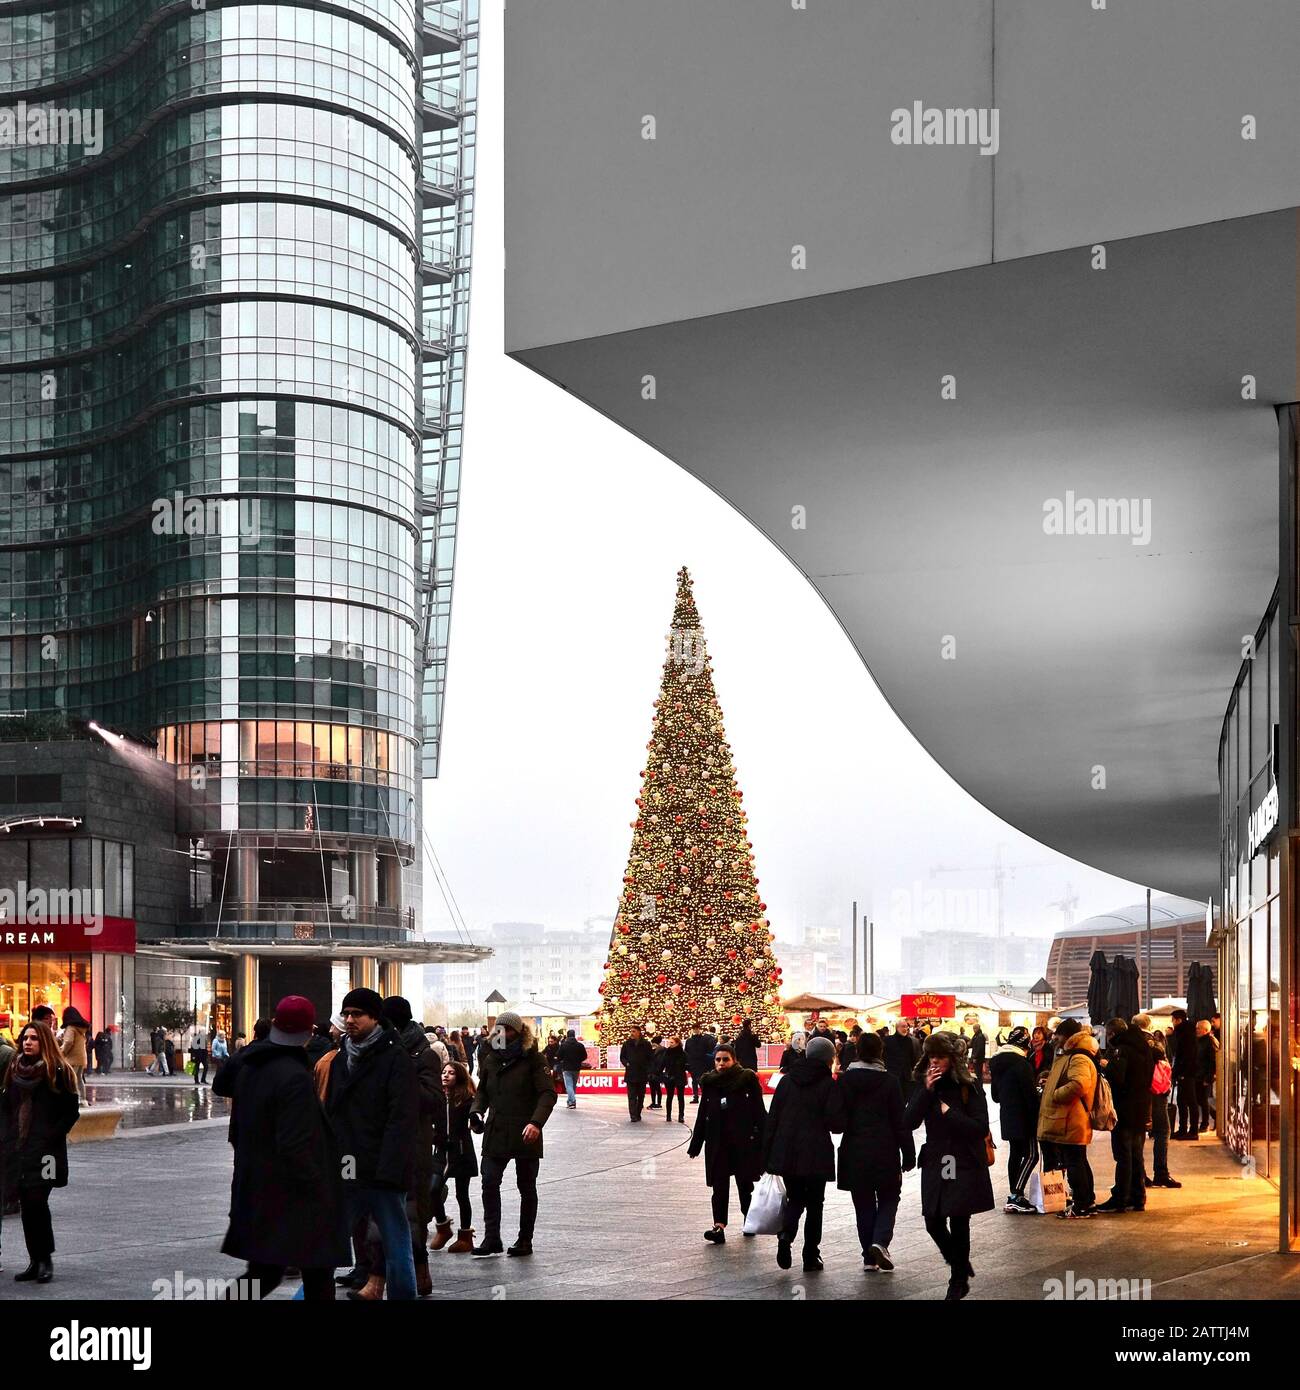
left=684, top=1032, right=717, bottom=1074
left=733, top=1026, right=760, bottom=1072
left=1029, top=1042, right=1054, bottom=1081
left=1195, top=1034, right=1219, bottom=1082
left=831, top=1065, right=915, bottom=1192
left=778, top=1045, right=802, bottom=1073
left=659, top=1045, right=689, bottom=1086
left=469, top=1035, right=557, bottom=1160
left=883, top=1031, right=920, bottom=1091
left=969, top=1030, right=987, bottom=1069
left=620, top=1037, right=656, bottom=1082
left=323, top=1024, right=419, bottom=1191
left=1106, top=1027, right=1155, bottom=1130
left=761, top=1057, right=841, bottom=1180
left=396, top=1020, right=442, bottom=1222
left=557, top=1036, right=587, bottom=1071
left=432, top=1089, right=479, bottom=1180
left=988, top=1046, right=1040, bottom=1142
left=905, top=1074, right=996, bottom=1219
left=0, top=1064, right=79, bottom=1188
left=687, top=1066, right=766, bottom=1186
left=304, top=1033, right=333, bottom=1065
left=1170, top=1019, right=1198, bottom=1078
left=219, top=1041, right=350, bottom=1269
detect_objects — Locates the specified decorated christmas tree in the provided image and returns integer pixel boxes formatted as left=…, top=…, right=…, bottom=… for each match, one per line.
left=595, top=568, right=787, bottom=1048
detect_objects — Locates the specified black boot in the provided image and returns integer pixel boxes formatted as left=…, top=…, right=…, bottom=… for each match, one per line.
left=14, top=1261, right=40, bottom=1282
left=36, top=1259, right=53, bottom=1284
left=945, top=1275, right=969, bottom=1301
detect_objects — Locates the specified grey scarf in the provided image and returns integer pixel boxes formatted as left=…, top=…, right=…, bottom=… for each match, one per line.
left=344, top=1025, right=386, bottom=1070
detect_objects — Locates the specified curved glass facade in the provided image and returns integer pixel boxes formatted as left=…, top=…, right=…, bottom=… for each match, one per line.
left=0, top=0, right=478, bottom=937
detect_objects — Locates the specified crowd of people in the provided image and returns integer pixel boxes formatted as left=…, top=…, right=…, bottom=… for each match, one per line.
left=0, top=990, right=1220, bottom=1299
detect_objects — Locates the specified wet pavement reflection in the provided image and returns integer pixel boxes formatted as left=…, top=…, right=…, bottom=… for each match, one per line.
left=84, top=1079, right=231, bottom=1131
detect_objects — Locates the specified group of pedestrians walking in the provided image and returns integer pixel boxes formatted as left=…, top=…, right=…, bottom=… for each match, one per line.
left=213, top=994, right=554, bottom=1299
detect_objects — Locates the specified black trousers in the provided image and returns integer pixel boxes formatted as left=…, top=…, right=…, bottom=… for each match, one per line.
left=711, top=1175, right=753, bottom=1226
left=1149, top=1090, right=1172, bottom=1178
left=433, top=1173, right=474, bottom=1229
left=924, top=1213, right=971, bottom=1274
left=480, top=1153, right=540, bottom=1244
left=688, top=1069, right=704, bottom=1099
left=231, top=1263, right=335, bottom=1301
left=19, top=1183, right=55, bottom=1260
left=1176, top=1077, right=1200, bottom=1134
left=626, top=1078, right=647, bottom=1119
left=648, top=1077, right=662, bottom=1105
left=1006, top=1138, right=1038, bottom=1198
left=662, top=1082, right=686, bottom=1119
left=192, top=1056, right=207, bottom=1083
left=1110, top=1126, right=1147, bottom=1208
left=1196, top=1079, right=1212, bottom=1129
left=780, top=1177, right=826, bottom=1257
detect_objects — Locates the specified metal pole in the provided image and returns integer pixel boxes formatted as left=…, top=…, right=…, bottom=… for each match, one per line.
left=1145, top=887, right=1152, bottom=1010
left=867, top=918, right=874, bottom=994
left=852, top=899, right=858, bottom=994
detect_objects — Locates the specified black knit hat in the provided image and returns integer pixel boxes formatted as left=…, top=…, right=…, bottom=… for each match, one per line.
left=341, top=987, right=384, bottom=1020
left=382, top=995, right=413, bottom=1028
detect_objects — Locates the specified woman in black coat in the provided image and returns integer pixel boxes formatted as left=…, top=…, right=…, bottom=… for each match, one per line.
left=430, top=1061, right=479, bottom=1252
left=1, top=1023, right=80, bottom=1282
left=733, top=1020, right=760, bottom=1071
left=659, top=1036, right=689, bottom=1122
left=761, top=1035, right=842, bottom=1273
left=831, top=1033, right=915, bottom=1271
left=987, top=1026, right=1041, bottom=1212
left=687, top=1041, right=767, bottom=1243
left=220, top=1028, right=350, bottom=1299
left=906, top=1031, right=995, bottom=1301
left=778, top=1031, right=806, bottom=1073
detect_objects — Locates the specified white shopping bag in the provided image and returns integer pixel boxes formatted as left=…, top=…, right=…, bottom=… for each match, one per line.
left=743, top=1173, right=789, bottom=1236
left=1033, top=1168, right=1067, bottom=1215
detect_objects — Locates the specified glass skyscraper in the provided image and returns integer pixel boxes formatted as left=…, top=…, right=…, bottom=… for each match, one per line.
left=0, top=0, right=478, bottom=1017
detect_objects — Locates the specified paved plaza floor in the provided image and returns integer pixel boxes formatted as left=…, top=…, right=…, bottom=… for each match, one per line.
left=5, top=1092, right=1291, bottom=1301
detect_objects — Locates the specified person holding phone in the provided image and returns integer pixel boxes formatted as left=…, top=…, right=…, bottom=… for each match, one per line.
left=906, top=1031, right=995, bottom=1301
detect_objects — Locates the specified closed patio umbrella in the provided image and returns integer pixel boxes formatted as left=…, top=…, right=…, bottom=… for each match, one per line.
left=1086, top=950, right=1112, bottom=1026
left=1108, top=955, right=1141, bottom=1022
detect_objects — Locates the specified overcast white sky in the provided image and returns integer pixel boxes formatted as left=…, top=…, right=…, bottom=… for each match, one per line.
left=420, top=2, right=1153, bottom=973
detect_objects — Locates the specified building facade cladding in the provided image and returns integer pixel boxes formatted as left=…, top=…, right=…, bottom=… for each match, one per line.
left=0, top=1, right=478, bottom=929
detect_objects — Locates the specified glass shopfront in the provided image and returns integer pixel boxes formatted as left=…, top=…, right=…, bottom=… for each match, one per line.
left=1219, top=592, right=1283, bottom=1180
left=0, top=949, right=136, bottom=1063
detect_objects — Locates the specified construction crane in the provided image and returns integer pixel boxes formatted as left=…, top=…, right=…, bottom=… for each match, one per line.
left=929, top=843, right=1053, bottom=939
left=1047, top=882, right=1080, bottom=931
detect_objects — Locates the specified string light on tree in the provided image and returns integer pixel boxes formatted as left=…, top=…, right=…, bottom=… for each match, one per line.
left=595, top=567, right=787, bottom=1046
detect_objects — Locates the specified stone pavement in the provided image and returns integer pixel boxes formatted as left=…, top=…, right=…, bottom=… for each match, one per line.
left=5, top=1093, right=1288, bottom=1301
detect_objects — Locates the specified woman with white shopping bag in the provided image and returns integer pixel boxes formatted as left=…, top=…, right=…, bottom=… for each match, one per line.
left=759, top=1035, right=842, bottom=1273
left=687, top=1042, right=767, bottom=1244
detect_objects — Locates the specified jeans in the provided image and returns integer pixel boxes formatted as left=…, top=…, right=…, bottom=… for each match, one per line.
left=710, top=1175, right=753, bottom=1226
left=345, top=1188, right=416, bottom=1300
left=1149, top=1090, right=1171, bottom=1177
left=480, top=1153, right=540, bottom=1245
left=1006, top=1138, right=1038, bottom=1198
left=850, top=1180, right=900, bottom=1253
left=1110, top=1126, right=1146, bottom=1208
left=562, top=1070, right=578, bottom=1105
left=924, top=1213, right=971, bottom=1274
left=1196, top=1079, right=1212, bottom=1129
left=780, top=1176, right=826, bottom=1258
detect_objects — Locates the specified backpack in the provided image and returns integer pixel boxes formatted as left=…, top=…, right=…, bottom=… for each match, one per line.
left=1151, top=1058, right=1172, bottom=1095
left=1078, top=1051, right=1117, bottom=1131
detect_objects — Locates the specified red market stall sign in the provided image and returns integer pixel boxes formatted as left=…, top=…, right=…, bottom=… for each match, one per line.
left=559, top=1069, right=782, bottom=1095
left=0, top=918, right=136, bottom=954
left=900, top=992, right=956, bottom=1020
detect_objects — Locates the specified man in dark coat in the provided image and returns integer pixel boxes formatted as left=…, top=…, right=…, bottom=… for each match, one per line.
left=383, top=995, right=441, bottom=1296
left=323, top=987, right=419, bottom=1300
left=1095, top=1018, right=1155, bottom=1214
left=1169, top=1008, right=1199, bottom=1137
left=830, top=1032, right=914, bottom=1270
left=468, top=1011, right=556, bottom=1257
left=556, top=1028, right=587, bottom=1108
left=883, top=1021, right=919, bottom=1102
left=762, top=1034, right=842, bottom=1273
left=220, top=996, right=349, bottom=1300
left=988, top=1025, right=1040, bottom=1213
left=732, top=1019, right=760, bottom=1071
left=684, top=1021, right=717, bottom=1103
left=968, top=1023, right=987, bottom=1077
left=620, top=1025, right=656, bottom=1122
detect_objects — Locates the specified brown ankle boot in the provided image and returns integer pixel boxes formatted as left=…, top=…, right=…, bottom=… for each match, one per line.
left=447, top=1227, right=475, bottom=1254
left=415, top=1263, right=433, bottom=1297
left=346, top=1273, right=385, bottom=1301
left=429, top=1219, right=455, bottom=1251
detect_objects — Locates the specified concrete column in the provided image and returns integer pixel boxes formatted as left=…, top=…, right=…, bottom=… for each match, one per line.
left=378, top=853, right=402, bottom=908
left=378, top=960, right=402, bottom=997
left=235, top=954, right=259, bottom=1042
left=235, top=842, right=258, bottom=913
left=349, top=849, right=377, bottom=909
left=348, top=956, right=378, bottom=993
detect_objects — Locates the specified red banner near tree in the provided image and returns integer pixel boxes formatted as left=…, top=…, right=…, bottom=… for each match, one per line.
left=900, top=992, right=955, bottom=1020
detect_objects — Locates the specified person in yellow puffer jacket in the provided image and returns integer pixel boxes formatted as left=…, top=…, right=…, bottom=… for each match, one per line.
left=1036, top=1019, right=1099, bottom=1217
